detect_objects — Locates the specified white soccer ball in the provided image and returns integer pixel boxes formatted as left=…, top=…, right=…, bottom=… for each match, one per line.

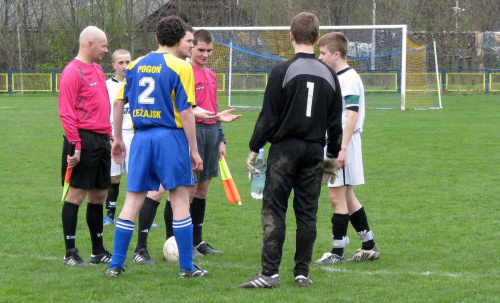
left=163, top=236, right=179, bottom=263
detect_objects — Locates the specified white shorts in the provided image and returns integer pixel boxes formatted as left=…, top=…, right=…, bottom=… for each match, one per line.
left=110, top=132, right=133, bottom=177
left=327, top=132, right=364, bottom=187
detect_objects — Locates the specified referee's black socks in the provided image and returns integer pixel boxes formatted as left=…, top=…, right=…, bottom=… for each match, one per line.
left=62, top=201, right=79, bottom=253
left=135, top=197, right=160, bottom=252
left=87, top=202, right=104, bottom=255
left=191, top=198, right=206, bottom=247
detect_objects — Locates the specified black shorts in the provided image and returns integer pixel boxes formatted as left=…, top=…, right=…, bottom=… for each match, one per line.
left=61, top=130, right=111, bottom=190
left=194, top=123, right=220, bottom=182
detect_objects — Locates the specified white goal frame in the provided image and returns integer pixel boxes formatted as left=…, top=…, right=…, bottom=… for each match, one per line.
left=195, top=24, right=441, bottom=110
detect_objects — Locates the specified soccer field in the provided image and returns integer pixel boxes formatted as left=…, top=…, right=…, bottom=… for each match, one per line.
left=0, top=93, right=498, bottom=302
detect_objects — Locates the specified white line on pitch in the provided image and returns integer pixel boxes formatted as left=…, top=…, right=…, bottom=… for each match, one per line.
left=320, top=266, right=476, bottom=278
left=198, top=259, right=498, bottom=279
left=1, top=253, right=497, bottom=280
left=0, top=253, right=58, bottom=261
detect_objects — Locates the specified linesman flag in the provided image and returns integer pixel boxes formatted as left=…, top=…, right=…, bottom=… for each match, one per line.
left=61, top=142, right=76, bottom=203
left=219, top=155, right=241, bottom=205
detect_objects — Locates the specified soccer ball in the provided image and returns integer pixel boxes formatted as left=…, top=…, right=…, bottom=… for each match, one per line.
left=163, top=236, right=179, bottom=263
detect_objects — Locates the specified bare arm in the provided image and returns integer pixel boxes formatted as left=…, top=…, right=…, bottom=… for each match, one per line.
left=193, top=106, right=215, bottom=121
left=337, top=109, right=358, bottom=169
left=111, top=99, right=127, bottom=164
left=219, top=141, right=226, bottom=160
left=180, top=106, right=203, bottom=172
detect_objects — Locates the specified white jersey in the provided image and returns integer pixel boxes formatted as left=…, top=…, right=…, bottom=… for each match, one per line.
left=337, top=67, right=365, bottom=133
left=327, top=66, right=365, bottom=187
left=106, top=76, right=133, bottom=134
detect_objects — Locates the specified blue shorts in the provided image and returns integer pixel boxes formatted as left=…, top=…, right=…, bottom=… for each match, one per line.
left=126, top=127, right=195, bottom=192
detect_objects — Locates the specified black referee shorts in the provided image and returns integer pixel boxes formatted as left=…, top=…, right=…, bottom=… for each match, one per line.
left=61, top=130, right=111, bottom=190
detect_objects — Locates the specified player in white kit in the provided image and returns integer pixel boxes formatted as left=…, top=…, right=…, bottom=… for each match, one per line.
left=314, top=32, right=380, bottom=264
left=103, top=49, right=132, bottom=225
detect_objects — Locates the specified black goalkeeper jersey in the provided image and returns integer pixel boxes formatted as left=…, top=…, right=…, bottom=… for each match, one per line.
left=249, top=52, right=343, bottom=157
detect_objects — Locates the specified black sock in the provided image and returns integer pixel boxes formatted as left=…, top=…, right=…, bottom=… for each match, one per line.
left=331, top=213, right=349, bottom=256
left=135, top=197, right=160, bottom=252
left=350, top=207, right=375, bottom=250
left=106, top=183, right=119, bottom=218
left=86, top=203, right=104, bottom=255
left=191, top=198, right=206, bottom=246
left=164, top=200, right=174, bottom=239
left=62, top=202, right=79, bottom=253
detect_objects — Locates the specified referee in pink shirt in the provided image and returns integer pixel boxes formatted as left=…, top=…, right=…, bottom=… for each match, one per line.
left=58, top=26, right=113, bottom=267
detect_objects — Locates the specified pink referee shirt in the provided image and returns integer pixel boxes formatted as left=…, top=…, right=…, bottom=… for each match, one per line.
left=59, top=59, right=112, bottom=149
left=192, top=65, right=218, bottom=125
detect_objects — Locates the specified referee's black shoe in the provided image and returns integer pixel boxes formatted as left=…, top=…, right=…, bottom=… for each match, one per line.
left=63, top=247, right=89, bottom=267
left=196, top=242, right=223, bottom=255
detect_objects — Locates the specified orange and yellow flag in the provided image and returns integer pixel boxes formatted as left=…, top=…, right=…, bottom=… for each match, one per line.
left=219, top=155, right=241, bottom=205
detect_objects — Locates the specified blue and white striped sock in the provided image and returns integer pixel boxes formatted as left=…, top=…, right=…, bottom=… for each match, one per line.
left=173, top=216, right=194, bottom=272
left=109, top=219, right=135, bottom=270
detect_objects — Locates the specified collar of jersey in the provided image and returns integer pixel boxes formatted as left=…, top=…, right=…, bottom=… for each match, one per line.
left=336, top=66, right=352, bottom=76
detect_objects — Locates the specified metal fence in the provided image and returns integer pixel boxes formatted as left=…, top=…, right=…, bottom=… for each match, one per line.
left=1, top=69, right=500, bottom=94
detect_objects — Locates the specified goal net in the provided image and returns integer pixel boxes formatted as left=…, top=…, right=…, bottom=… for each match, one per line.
left=196, top=25, right=441, bottom=110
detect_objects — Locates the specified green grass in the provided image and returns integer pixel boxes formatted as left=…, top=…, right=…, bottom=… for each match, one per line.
left=0, top=93, right=498, bottom=302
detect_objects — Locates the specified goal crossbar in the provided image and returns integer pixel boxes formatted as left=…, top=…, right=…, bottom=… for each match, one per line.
left=193, top=24, right=439, bottom=110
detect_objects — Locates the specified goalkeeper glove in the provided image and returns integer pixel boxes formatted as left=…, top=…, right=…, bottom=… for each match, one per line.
left=246, top=151, right=261, bottom=177
left=321, top=155, right=338, bottom=185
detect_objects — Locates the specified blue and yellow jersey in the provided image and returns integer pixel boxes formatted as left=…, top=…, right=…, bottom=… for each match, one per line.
left=116, top=51, right=195, bottom=130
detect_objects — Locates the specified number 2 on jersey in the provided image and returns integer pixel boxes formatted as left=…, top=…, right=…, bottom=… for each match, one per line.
left=138, top=77, right=155, bottom=104
left=306, top=82, right=314, bottom=117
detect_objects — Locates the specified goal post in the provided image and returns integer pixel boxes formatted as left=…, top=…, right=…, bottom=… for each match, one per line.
left=404, top=38, right=442, bottom=110
left=195, top=25, right=440, bottom=110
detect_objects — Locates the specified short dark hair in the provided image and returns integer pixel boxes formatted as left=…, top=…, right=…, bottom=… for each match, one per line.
left=156, top=16, right=186, bottom=47
left=111, top=49, right=130, bottom=63
left=318, top=32, right=349, bottom=59
left=193, top=29, right=213, bottom=46
left=185, top=24, right=194, bottom=33
left=290, top=12, right=319, bottom=45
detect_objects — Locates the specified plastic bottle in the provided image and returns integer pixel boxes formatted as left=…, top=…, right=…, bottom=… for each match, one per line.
left=251, top=148, right=267, bottom=199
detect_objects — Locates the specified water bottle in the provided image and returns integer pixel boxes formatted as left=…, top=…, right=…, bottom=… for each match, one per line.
left=251, top=148, right=267, bottom=199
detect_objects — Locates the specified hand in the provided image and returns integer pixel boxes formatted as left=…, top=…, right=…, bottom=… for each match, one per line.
left=111, top=139, right=126, bottom=164
left=337, top=148, right=347, bottom=169
left=246, top=151, right=261, bottom=177
left=321, top=157, right=338, bottom=185
left=67, top=150, right=81, bottom=168
left=191, top=150, right=203, bottom=172
left=217, top=108, right=242, bottom=123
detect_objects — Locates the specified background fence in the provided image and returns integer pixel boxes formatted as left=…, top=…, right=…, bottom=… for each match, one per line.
left=1, top=69, right=500, bottom=94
